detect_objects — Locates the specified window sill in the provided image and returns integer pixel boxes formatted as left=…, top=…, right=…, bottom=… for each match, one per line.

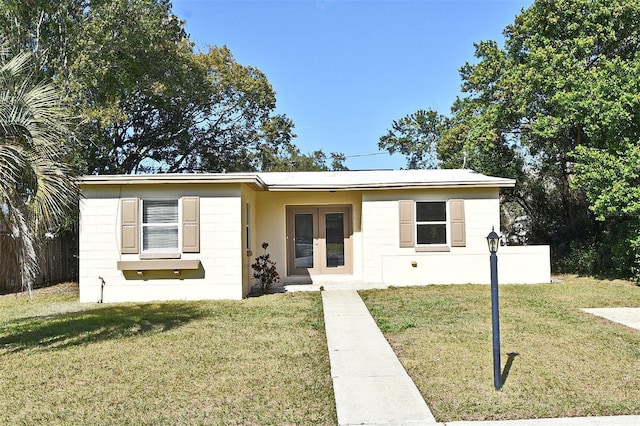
left=139, top=252, right=181, bottom=260
left=415, top=246, right=450, bottom=253
left=117, top=259, right=201, bottom=271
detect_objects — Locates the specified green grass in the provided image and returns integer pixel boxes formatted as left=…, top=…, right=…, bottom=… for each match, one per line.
left=360, top=275, right=640, bottom=422
left=0, top=283, right=336, bottom=425
left=6, top=276, right=639, bottom=423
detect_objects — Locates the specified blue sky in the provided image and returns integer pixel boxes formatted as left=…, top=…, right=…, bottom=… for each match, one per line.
left=171, top=0, right=534, bottom=170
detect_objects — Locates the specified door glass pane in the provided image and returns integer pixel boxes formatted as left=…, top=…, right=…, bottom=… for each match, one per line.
left=325, top=213, right=345, bottom=267
left=295, top=214, right=314, bottom=268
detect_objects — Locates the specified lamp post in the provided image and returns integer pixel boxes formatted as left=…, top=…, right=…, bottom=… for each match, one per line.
left=487, top=227, right=502, bottom=391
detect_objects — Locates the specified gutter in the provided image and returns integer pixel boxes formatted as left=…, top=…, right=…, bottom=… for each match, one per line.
left=79, top=173, right=267, bottom=191
left=263, top=180, right=517, bottom=191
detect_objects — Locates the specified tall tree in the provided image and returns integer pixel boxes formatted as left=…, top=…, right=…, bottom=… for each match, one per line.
left=378, top=109, right=443, bottom=169
left=262, top=145, right=348, bottom=171
left=69, top=0, right=213, bottom=174
left=380, top=0, right=640, bottom=277
left=0, top=42, right=77, bottom=294
left=0, top=0, right=341, bottom=175
left=0, top=0, right=86, bottom=84
left=179, top=46, right=298, bottom=173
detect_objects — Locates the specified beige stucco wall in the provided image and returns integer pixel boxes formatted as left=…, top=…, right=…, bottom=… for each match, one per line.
left=79, top=184, right=245, bottom=303
left=361, top=188, right=550, bottom=285
left=80, top=181, right=550, bottom=304
left=254, top=190, right=363, bottom=283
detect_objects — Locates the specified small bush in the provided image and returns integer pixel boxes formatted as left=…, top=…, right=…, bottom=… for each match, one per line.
left=251, top=242, right=280, bottom=294
left=554, top=241, right=599, bottom=276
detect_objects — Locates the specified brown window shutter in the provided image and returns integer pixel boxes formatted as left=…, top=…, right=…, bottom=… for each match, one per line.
left=399, top=200, right=415, bottom=248
left=182, top=196, right=200, bottom=253
left=449, top=199, right=466, bottom=247
left=121, top=198, right=139, bottom=254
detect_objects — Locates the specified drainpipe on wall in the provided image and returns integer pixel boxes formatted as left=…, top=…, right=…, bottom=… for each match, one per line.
left=98, top=276, right=106, bottom=303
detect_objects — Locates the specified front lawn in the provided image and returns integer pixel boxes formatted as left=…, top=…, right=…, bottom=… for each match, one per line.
left=0, top=283, right=336, bottom=425
left=360, top=276, right=640, bottom=422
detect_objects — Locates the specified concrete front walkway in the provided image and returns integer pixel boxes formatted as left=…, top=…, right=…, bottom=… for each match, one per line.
left=321, top=289, right=640, bottom=426
left=581, top=307, right=640, bottom=331
left=322, top=289, right=436, bottom=425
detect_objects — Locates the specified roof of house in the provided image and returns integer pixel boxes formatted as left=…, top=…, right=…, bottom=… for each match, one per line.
left=257, top=169, right=515, bottom=190
left=80, top=169, right=516, bottom=191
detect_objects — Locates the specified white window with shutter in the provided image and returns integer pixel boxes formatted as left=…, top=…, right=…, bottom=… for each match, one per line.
left=398, top=199, right=466, bottom=250
left=416, top=201, right=448, bottom=246
left=141, top=199, right=179, bottom=253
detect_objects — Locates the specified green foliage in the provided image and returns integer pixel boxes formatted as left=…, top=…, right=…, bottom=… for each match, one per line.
left=380, top=0, right=640, bottom=278
left=71, top=0, right=209, bottom=174
left=554, top=220, right=640, bottom=279
left=0, top=0, right=343, bottom=174
left=554, top=241, right=600, bottom=276
left=186, top=46, right=299, bottom=173
left=0, top=40, right=77, bottom=294
left=573, top=144, right=640, bottom=220
left=263, top=145, right=348, bottom=171
left=378, top=109, right=443, bottom=169
left=0, top=0, right=85, bottom=83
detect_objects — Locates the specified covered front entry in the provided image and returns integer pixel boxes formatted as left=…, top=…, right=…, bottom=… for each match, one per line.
left=286, top=205, right=352, bottom=276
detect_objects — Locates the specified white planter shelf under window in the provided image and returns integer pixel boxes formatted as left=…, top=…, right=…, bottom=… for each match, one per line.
left=116, top=259, right=201, bottom=275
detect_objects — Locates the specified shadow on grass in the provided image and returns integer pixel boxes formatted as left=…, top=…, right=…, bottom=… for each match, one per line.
left=0, top=303, right=205, bottom=353
left=501, top=352, right=519, bottom=386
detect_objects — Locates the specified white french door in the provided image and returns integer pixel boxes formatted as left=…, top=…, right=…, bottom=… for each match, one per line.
left=286, top=206, right=352, bottom=276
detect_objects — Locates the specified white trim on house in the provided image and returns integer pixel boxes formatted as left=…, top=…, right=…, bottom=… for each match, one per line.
left=258, top=169, right=516, bottom=191
left=79, top=169, right=515, bottom=191
left=81, top=173, right=267, bottom=190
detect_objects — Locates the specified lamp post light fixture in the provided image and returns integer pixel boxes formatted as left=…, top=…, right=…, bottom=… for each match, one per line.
left=487, top=227, right=502, bottom=391
left=487, top=227, right=500, bottom=254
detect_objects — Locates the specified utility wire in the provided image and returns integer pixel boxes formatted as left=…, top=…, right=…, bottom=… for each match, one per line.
left=343, top=152, right=389, bottom=158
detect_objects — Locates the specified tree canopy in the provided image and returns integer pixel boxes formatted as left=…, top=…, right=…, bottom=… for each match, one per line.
left=0, top=0, right=344, bottom=175
left=380, top=0, right=640, bottom=278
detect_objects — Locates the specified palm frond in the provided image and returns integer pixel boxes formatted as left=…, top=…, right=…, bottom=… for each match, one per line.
left=0, top=45, right=78, bottom=294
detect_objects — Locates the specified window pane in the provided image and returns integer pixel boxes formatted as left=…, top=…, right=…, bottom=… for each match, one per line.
left=416, top=202, right=446, bottom=222
left=142, top=199, right=179, bottom=252
left=325, top=213, right=344, bottom=267
left=143, top=226, right=179, bottom=251
left=417, top=224, right=446, bottom=245
left=143, top=200, right=178, bottom=224
left=294, top=214, right=314, bottom=268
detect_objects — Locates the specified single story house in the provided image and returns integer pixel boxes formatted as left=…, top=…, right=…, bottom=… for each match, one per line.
left=79, top=169, right=550, bottom=303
